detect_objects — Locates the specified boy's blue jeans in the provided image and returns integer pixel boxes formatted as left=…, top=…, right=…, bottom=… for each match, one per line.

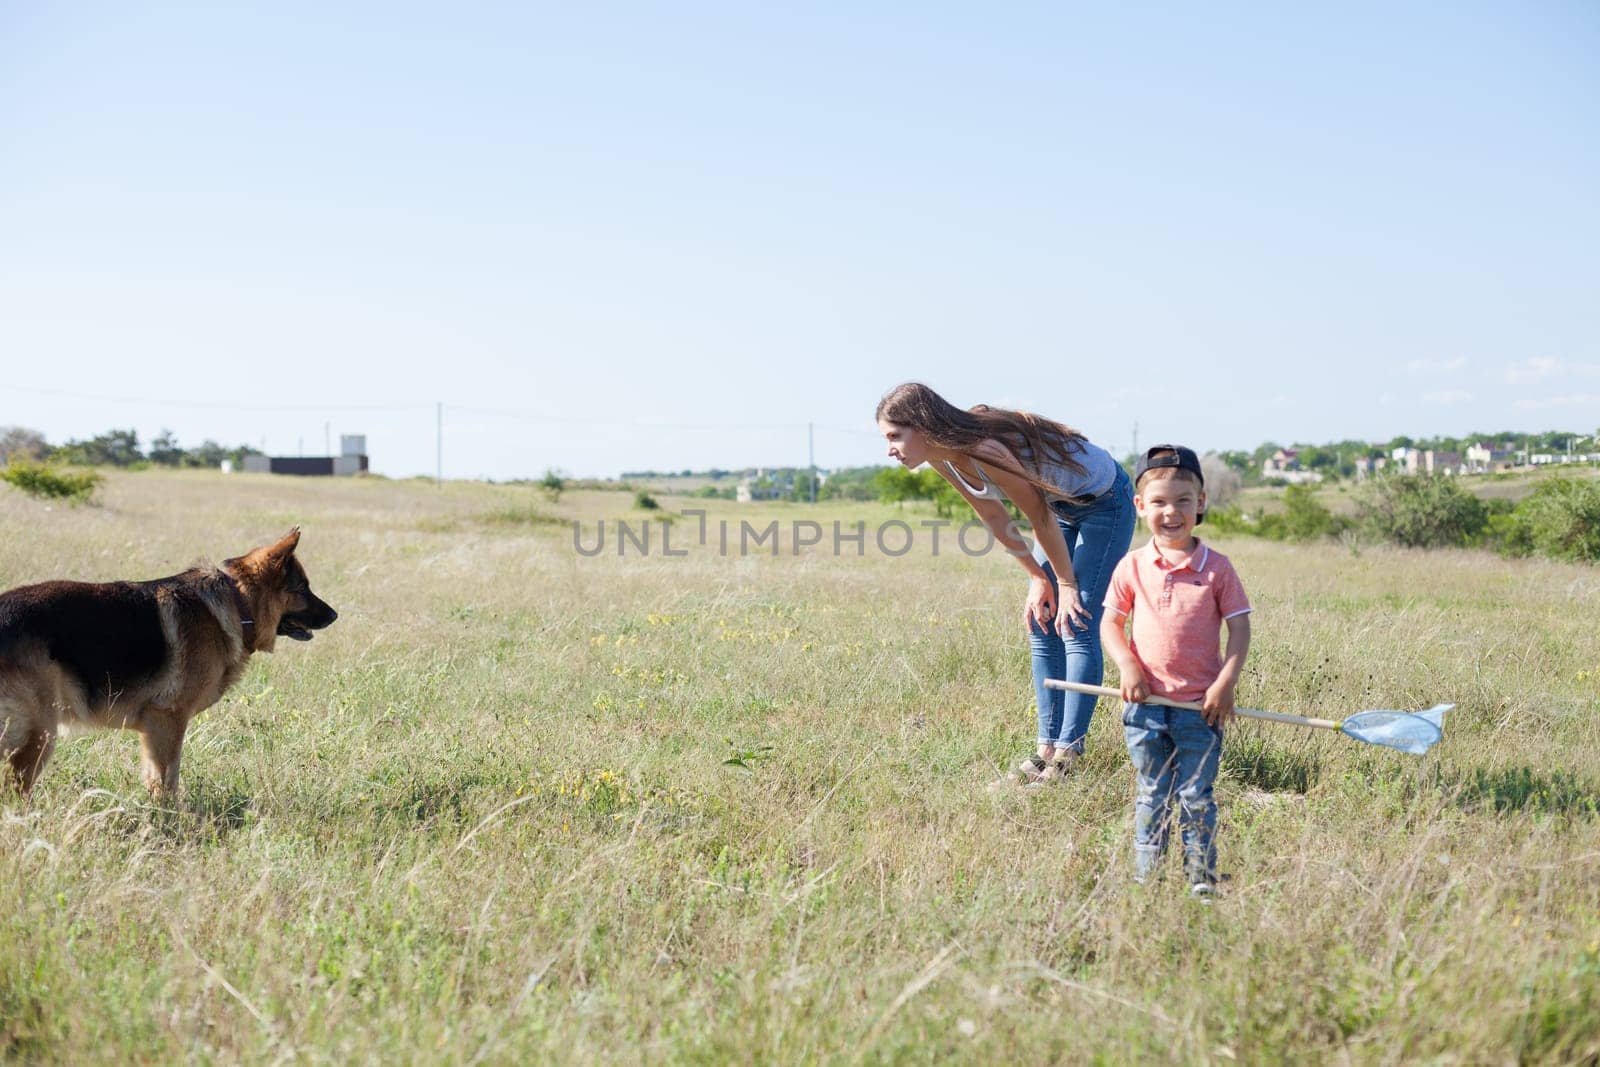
left=1028, top=466, right=1136, bottom=751
left=1123, top=702, right=1222, bottom=882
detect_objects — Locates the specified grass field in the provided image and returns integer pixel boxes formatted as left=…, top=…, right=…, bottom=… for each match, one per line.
left=3, top=469, right=1599, bottom=1064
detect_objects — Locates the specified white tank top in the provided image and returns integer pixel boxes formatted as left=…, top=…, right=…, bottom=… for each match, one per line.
left=945, top=437, right=1119, bottom=505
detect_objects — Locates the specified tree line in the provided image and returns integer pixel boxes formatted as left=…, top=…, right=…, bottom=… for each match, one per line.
left=1213, top=429, right=1596, bottom=483
left=0, top=426, right=261, bottom=470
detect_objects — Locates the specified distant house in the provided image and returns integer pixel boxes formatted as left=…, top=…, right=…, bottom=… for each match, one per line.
left=1262, top=448, right=1298, bottom=477
left=1423, top=450, right=1463, bottom=475
left=736, top=477, right=786, bottom=502
left=1387, top=447, right=1460, bottom=476
left=1262, top=448, right=1322, bottom=484
left=1465, top=442, right=1518, bottom=473
left=241, top=435, right=369, bottom=477
left=1352, top=454, right=1387, bottom=480
left=1529, top=451, right=1600, bottom=466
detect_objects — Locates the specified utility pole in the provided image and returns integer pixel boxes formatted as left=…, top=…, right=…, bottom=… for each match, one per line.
left=808, top=422, right=816, bottom=504
left=1131, top=420, right=1139, bottom=459
left=436, top=402, right=443, bottom=487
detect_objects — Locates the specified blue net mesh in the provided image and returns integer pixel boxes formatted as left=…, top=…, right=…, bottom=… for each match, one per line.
left=1340, top=708, right=1448, bottom=754
left=1415, top=703, right=1453, bottom=729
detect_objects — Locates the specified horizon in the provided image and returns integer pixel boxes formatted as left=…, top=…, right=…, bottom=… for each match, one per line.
left=8, top=413, right=1595, bottom=483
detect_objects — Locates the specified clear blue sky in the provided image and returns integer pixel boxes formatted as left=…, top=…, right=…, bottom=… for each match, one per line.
left=3, top=2, right=1596, bottom=479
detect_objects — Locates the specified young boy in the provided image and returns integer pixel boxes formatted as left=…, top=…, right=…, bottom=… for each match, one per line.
left=1101, top=445, right=1252, bottom=896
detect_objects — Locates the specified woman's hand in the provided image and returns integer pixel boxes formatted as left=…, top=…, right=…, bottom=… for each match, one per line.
left=1054, top=584, right=1090, bottom=636
left=1024, top=577, right=1056, bottom=633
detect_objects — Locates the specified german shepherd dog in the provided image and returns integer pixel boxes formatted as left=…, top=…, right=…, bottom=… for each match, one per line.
left=0, top=529, right=336, bottom=797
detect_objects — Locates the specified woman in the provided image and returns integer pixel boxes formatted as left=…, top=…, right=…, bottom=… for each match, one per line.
left=876, top=382, right=1135, bottom=783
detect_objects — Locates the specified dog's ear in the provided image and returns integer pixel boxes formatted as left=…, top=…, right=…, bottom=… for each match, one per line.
left=262, top=527, right=302, bottom=571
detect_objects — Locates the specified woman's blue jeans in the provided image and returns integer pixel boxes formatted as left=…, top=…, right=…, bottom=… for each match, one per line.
left=1028, top=465, right=1136, bottom=752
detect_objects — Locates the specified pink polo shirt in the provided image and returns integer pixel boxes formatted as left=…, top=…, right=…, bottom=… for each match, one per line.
left=1104, top=538, right=1251, bottom=703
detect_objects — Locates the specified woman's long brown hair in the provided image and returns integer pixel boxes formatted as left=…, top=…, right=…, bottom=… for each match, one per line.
left=875, top=382, right=1089, bottom=500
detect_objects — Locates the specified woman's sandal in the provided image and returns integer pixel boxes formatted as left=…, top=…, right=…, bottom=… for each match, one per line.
left=1010, top=754, right=1048, bottom=784
left=988, top=754, right=1047, bottom=791
left=1029, top=750, right=1082, bottom=785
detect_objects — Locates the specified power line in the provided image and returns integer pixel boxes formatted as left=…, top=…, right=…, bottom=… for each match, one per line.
left=811, top=422, right=882, bottom=439
left=449, top=402, right=809, bottom=433
left=1, top=383, right=885, bottom=437
left=0, top=383, right=427, bottom=413
left=449, top=406, right=882, bottom=438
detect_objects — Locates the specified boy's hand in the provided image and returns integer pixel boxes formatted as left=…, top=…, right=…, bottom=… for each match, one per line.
left=1202, top=680, right=1237, bottom=727
left=1119, top=669, right=1149, bottom=705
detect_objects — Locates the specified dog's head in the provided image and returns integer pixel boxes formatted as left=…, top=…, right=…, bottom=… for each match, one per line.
left=224, top=528, right=338, bottom=652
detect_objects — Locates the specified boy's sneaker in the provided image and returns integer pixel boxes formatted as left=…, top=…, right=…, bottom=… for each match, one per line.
left=1185, top=859, right=1217, bottom=899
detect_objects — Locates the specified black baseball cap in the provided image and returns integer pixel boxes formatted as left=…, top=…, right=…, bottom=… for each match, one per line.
left=1133, top=444, right=1203, bottom=485
left=1134, top=445, right=1205, bottom=524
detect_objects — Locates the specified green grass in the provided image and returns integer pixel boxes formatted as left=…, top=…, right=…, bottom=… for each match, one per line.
left=2, top=469, right=1599, bottom=1063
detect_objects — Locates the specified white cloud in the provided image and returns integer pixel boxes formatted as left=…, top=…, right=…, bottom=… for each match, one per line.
left=1505, top=357, right=1560, bottom=384
left=1377, top=393, right=1397, bottom=406
left=1513, top=393, right=1600, bottom=411
left=1505, top=358, right=1600, bottom=384
left=1402, top=356, right=1467, bottom=374
left=1421, top=389, right=1472, bottom=406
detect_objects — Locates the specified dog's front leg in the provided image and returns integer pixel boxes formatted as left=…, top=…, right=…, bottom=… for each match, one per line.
left=139, top=715, right=185, bottom=798
left=5, top=728, right=56, bottom=796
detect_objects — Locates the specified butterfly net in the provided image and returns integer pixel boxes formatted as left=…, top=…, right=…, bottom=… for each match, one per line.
left=1339, top=705, right=1451, bottom=755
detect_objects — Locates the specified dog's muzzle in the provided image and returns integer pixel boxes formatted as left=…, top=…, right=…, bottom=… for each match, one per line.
left=278, top=597, right=338, bottom=642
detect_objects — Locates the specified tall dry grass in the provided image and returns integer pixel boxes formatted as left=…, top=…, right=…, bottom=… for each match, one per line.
left=1, top=469, right=1597, bottom=1063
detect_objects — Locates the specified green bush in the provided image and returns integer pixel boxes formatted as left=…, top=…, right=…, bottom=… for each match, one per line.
left=1355, top=474, right=1487, bottom=548
left=1202, top=505, right=1254, bottom=535
left=1484, top=511, right=1533, bottom=557
left=872, top=466, right=962, bottom=517
left=1231, top=485, right=1344, bottom=542
left=1498, top=477, right=1600, bottom=563
left=634, top=490, right=660, bottom=510
left=929, top=479, right=962, bottom=518
left=0, top=460, right=102, bottom=503
left=871, top=466, right=929, bottom=503
left=1279, top=483, right=1343, bottom=541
